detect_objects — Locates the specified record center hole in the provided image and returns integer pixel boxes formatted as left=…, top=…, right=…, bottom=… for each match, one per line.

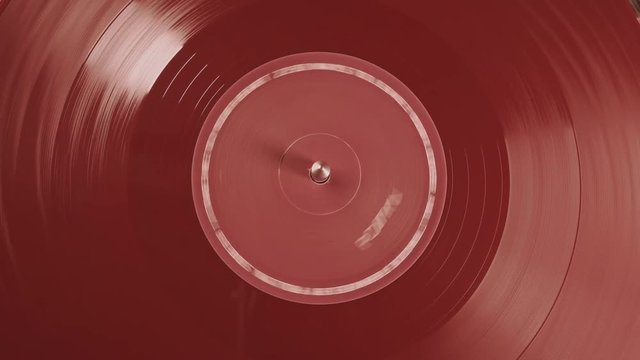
left=310, top=161, right=331, bottom=184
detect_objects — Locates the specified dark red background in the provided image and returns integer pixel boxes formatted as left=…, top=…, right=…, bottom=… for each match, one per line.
left=1, top=0, right=639, bottom=359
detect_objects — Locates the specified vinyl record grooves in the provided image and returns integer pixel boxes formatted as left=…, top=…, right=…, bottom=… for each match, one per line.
left=1, top=1, right=639, bottom=359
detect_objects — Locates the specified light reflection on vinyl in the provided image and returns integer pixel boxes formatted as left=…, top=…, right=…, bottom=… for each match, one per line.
left=0, top=0, right=639, bottom=359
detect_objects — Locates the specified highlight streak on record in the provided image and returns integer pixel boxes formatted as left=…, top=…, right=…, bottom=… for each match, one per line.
left=0, top=0, right=132, bottom=356
left=519, top=1, right=640, bottom=358
left=1, top=0, right=639, bottom=359
left=0, top=1, right=232, bottom=357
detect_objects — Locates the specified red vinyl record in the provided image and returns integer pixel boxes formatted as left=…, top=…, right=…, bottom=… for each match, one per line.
left=1, top=0, right=639, bottom=359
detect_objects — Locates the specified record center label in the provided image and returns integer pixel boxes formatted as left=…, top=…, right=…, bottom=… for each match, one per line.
left=192, top=52, right=447, bottom=304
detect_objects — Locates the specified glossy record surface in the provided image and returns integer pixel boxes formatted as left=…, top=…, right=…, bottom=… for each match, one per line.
left=0, top=0, right=639, bottom=359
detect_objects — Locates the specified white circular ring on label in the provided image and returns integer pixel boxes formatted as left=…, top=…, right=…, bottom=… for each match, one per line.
left=199, top=62, right=438, bottom=296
